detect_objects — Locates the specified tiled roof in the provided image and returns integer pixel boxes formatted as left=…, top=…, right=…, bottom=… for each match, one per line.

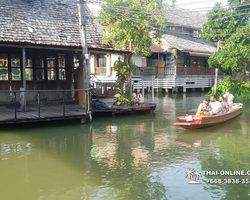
left=161, top=33, right=216, bottom=53
left=0, top=0, right=108, bottom=49
left=162, top=6, right=207, bottom=29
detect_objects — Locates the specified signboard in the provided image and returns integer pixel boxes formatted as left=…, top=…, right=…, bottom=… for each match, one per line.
left=140, top=67, right=154, bottom=75
left=141, top=75, right=155, bottom=81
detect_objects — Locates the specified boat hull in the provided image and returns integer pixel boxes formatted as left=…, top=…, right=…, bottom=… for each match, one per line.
left=174, top=107, right=243, bottom=129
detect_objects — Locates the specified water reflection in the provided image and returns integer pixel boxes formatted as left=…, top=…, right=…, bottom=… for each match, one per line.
left=0, top=93, right=250, bottom=200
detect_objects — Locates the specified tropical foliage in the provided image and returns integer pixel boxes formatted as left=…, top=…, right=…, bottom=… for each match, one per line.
left=113, top=87, right=130, bottom=106
left=206, top=75, right=250, bottom=103
left=96, top=0, right=167, bottom=58
left=201, top=1, right=250, bottom=78
left=97, top=0, right=168, bottom=96
left=113, top=58, right=137, bottom=96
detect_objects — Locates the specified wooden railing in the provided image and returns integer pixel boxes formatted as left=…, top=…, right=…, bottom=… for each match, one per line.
left=176, top=67, right=215, bottom=75
left=0, top=89, right=92, bottom=121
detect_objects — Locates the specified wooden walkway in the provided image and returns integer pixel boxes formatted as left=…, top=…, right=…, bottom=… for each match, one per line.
left=111, top=103, right=156, bottom=115
left=0, top=104, right=88, bottom=124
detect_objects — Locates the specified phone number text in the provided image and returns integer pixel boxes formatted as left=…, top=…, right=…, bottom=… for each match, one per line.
left=207, top=179, right=250, bottom=184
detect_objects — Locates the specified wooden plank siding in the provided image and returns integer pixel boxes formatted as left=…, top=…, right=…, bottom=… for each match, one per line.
left=132, top=77, right=222, bottom=89
left=133, top=66, right=215, bottom=76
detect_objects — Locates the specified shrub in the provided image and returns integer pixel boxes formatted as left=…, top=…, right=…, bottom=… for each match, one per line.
left=206, top=76, right=250, bottom=103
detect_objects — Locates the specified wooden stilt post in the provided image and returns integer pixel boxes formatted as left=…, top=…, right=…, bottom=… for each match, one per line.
left=77, top=0, right=90, bottom=107
left=20, top=47, right=26, bottom=112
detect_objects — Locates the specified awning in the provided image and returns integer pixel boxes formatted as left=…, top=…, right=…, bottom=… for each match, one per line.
left=188, top=52, right=212, bottom=57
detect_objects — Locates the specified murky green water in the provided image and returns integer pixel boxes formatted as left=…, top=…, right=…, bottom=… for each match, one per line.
left=1, top=93, right=250, bottom=200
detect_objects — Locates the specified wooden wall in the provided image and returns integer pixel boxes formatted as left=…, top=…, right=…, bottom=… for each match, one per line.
left=0, top=46, right=75, bottom=103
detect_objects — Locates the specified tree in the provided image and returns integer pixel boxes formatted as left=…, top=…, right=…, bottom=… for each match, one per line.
left=96, top=0, right=167, bottom=95
left=201, top=1, right=250, bottom=81
left=97, top=0, right=167, bottom=57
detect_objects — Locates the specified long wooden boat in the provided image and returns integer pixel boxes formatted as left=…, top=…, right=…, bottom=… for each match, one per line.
left=174, top=103, right=243, bottom=129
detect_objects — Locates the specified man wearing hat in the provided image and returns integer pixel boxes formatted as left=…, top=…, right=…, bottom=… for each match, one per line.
left=223, top=89, right=234, bottom=110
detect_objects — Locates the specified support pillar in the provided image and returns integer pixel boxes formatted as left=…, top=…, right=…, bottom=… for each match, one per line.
left=106, top=54, right=111, bottom=76
left=151, top=75, right=154, bottom=103
left=77, top=57, right=85, bottom=107
left=183, top=87, right=186, bottom=93
left=201, top=87, right=205, bottom=92
left=165, top=88, right=169, bottom=94
left=20, top=47, right=26, bottom=112
left=172, top=87, right=178, bottom=93
left=192, top=88, right=196, bottom=92
left=142, top=80, right=145, bottom=100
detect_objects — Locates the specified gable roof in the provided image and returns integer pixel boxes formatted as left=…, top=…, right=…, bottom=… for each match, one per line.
left=161, top=33, right=216, bottom=54
left=0, top=0, right=110, bottom=49
left=162, top=6, right=207, bottom=29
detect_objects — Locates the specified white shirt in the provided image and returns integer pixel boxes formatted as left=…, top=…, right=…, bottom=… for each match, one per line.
left=210, top=101, right=222, bottom=114
left=223, top=93, right=234, bottom=105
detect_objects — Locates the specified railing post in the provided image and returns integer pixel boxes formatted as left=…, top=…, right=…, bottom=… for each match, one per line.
left=85, top=90, right=88, bottom=114
left=87, top=90, right=90, bottom=112
left=63, top=91, right=65, bottom=117
left=38, top=91, right=40, bottom=118
left=14, top=92, right=17, bottom=121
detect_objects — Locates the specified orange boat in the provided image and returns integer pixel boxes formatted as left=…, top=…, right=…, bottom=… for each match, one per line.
left=174, top=103, right=243, bottom=129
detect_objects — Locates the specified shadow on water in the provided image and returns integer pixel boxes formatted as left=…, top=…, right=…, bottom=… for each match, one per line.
left=0, top=119, right=85, bottom=132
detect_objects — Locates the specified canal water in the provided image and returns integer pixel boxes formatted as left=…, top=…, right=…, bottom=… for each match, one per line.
left=0, top=93, right=250, bottom=200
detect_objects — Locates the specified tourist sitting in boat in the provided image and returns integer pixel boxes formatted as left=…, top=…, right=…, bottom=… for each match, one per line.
left=131, top=93, right=138, bottom=105
left=196, top=99, right=212, bottom=117
left=210, top=95, right=222, bottom=115
left=223, top=89, right=234, bottom=111
left=219, top=96, right=229, bottom=114
left=137, top=93, right=144, bottom=106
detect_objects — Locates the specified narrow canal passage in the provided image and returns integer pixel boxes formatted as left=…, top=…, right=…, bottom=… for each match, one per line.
left=0, top=93, right=250, bottom=200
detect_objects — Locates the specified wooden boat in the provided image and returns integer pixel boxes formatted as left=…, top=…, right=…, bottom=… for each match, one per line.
left=174, top=103, right=243, bottom=129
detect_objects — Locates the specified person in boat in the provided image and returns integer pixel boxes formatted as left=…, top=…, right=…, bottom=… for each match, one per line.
left=137, top=93, right=144, bottom=106
left=223, top=89, right=234, bottom=110
left=210, top=95, right=222, bottom=115
left=219, top=96, right=229, bottom=114
left=131, top=93, right=138, bottom=105
left=196, top=99, right=213, bottom=117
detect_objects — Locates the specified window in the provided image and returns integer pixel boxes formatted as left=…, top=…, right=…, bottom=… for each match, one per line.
left=197, top=57, right=205, bottom=68
left=58, top=55, right=66, bottom=80
left=0, top=54, right=8, bottom=80
left=47, top=57, right=56, bottom=80
left=73, top=56, right=79, bottom=70
left=193, top=30, right=199, bottom=38
left=170, top=26, right=175, bottom=31
left=190, top=57, right=197, bottom=68
left=36, top=56, right=44, bottom=81
left=97, top=55, right=106, bottom=68
left=11, top=54, right=21, bottom=80
left=177, top=56, right=185, bottom=67
left=25, top=57, right=33, bottom=80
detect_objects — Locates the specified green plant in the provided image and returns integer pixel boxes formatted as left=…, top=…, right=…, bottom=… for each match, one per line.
left=113, top=88, right=130, bottom=106
left=206, top=75, right=250, bottom=103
